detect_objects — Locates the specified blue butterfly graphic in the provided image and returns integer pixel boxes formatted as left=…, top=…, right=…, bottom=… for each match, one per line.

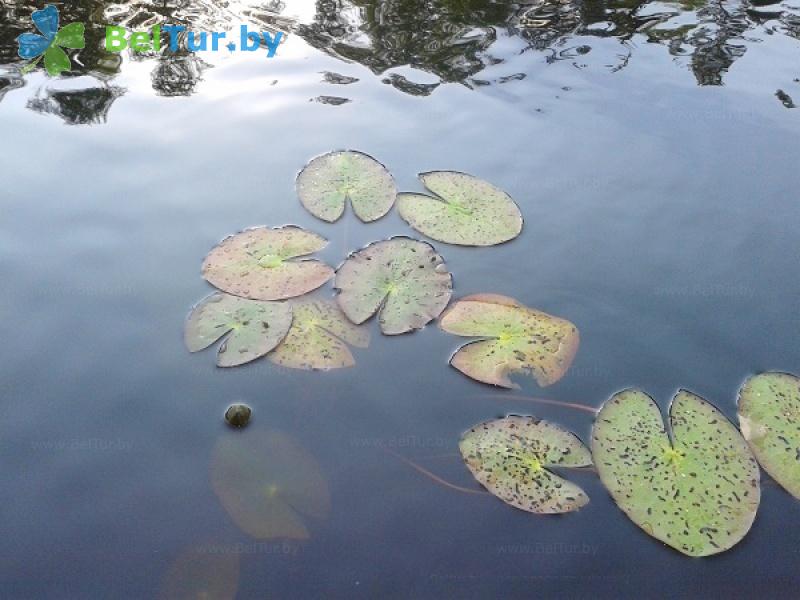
left=16, top=5, right=85, bottom=76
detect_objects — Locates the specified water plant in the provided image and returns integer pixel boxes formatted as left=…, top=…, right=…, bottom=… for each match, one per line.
left=334, top=237, right=453, bottom=335
left=460, top=415, right=592, bottom=513
left=738, top=372, right=800, bottom=499
left=202, top=226, right=334, bottom=301
left=296, top=150, right=396, bottom=222
left=185, top=292, right=293, bottom=367
left=182, top=150, right=800, bottom=560
left=159, top=543, right=240, bottom=600
left=439, top=294, right=579, bottom=388
left=267, top=299, right=370, bottom=369
left=592, top=389, right=760, bottom=557
left=210, top=429, right=331, bottom=540
left=397, top=171, right=523, bottom=246
left=224, top=403, right=252, bottom=428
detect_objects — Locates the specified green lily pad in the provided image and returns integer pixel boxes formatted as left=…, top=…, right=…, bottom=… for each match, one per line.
left=592, top=389, right=760, bottom=557
left=397, top=171, right=523, bottom=246
left=269, top=299, right=370, bottom=370
left=202, top=226, right=334, bottom=301
left=185, top=292, right=292, bottom=367
left=738, top=372, right=800, bottom=499
left=296, top=150, right=396, bottom=222
left=334, top=237, right=453, bottom=335
left=210, top=429, right=331, bottom=540
left=460, top=415, right=592, bottom=514
left=439, top=294, right=579, bottom=388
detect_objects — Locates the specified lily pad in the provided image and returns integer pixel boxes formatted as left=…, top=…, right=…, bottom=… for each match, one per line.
left=202, top=226, right=334, bottom=301
left=334, top=237, right=453, bottom=335
left=592, top=389, right=760, bottom=557
left=159, top=544, right=240, bottom=600
left=185, top=292, right=292, bottom=367
left=296, top=150, right=396, bottom=222
left=210, top=429, right=331, bottom=540
left=269, top=299, right=370, bottom=370
left=439, top=294, right=579, bottom=388
left=397, top=171, right=523, bottom=246
left=738, top=372, right=800, bottom=499
left=460, top=415, right=592, bottom=514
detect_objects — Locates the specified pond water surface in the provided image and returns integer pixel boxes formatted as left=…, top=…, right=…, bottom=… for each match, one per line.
left=1, top=0, right=799, bottom=597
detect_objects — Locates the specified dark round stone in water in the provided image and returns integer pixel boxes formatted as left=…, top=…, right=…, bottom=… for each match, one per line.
left=225, top=404, right=252, bottom=428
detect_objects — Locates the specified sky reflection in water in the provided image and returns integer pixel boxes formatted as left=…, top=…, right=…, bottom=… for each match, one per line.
left=1, top=0, right=800, bottom=123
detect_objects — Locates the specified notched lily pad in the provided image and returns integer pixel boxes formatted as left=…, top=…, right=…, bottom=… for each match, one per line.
left=738, top=372, right=800, bottom=499
left=397, top=171, right=523, bottom=246
left=335, top=237, right=453, bottom=335
left=296, top=150, right=396, bottom=222
left=210, top=429, right=331, bottom=540
left=185, top=292, right=292, bottom=367
left=592, top=389, right=760, bottom=557
left=460, top=415, right=592, bottom=514
left=439, top=294, right=579, bottom=388
left=269, top=299, right=370, bottom=370
left=202, top=226, right=334, bottom=301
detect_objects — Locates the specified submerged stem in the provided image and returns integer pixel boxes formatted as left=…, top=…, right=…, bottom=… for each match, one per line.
left=382, top=447, right=488, bottom=496
left=417, top=452, right=461, bottom=460
left=479, top=393, right=598, bottom=415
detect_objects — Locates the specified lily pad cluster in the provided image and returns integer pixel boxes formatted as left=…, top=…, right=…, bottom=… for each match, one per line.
left=183, top=150, right=800, bottom=560
left=458, top=375, right=800, bottom=558
left=186, top=226, right=371, bottom=369
left=186, top=150, right=574, bottom=386
left=295, top=151, right=524, bottom=247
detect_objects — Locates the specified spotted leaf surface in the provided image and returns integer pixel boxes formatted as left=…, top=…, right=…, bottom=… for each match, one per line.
left=296, top=150, right=396, bottom=222
left=738, top=372, right=800, bottom=499
left=397, top=171, right=523, bottom=246
left=335, top=237, right=453, bottom=335
left=184, top=292, right=292, bottom=367
left=269, top=299, right=370, bottom=370
left=592, top=389, right=760, bottom=557
left=202, top=226, right=334, bottom=301
left=439, top=294, right=579, bottom=388
left=460, top=416, right=592, bottom=513
left=210, top=429, right=331, bottom=540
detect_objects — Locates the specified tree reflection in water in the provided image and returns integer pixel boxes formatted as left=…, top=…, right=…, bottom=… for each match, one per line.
left=295, top=0, right=800, bottom=89
left=0, top=0, right=287, bottom=122
left=26, top=84, right=125, bottom=125
left=1, top=0, right=799, bottom=122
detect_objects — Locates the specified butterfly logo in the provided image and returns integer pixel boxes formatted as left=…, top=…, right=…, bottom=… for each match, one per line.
left=16, top=5, right=85, bottom=76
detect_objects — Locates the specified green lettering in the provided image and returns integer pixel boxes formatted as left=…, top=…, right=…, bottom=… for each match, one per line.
left=130, top=32, right=152, bottom=52
left=105, top=26, right=128, bottom=52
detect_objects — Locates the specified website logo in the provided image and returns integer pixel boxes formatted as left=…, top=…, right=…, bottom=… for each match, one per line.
left=105, top=25, right=284, bottom=58
left=16, top=5, right=85, bottom=76
left=15, top=4, right=284, bottom=79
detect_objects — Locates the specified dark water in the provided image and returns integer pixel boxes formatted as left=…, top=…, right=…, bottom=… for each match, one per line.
left=1, top=0, right=799, bottom=597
